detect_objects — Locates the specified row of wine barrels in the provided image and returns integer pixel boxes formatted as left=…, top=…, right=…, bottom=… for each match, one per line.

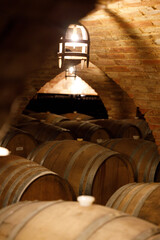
left=56, top=120, right=110, bottom=143
left=0, top=127, right=38, bottom=158
left=62, top=112, right=94, bottom=121
left=27, top=111, right=94, bottom=123
left=90, top=119, right=142, bottom=139
left=106, top=182, right=160, bottom=226
left=0, top=155, right=75, bottom=208
left=27, top=139, right=134, bottom=205
left=0, top=200, right=160, bottom=240
left=17, top=121, right=73, bottom=143
left=99, top=138, right=160, bottom=182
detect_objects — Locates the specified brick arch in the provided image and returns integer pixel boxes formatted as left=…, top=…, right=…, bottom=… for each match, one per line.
left=15, top=53, right=137, bottom=120
left=76, top=62, right=137, bottom=118
left=29, top=61, right=136, bottom=119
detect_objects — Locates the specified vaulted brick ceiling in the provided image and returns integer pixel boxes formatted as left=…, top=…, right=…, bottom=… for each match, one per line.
left=1, top=0, right=160, bottom=151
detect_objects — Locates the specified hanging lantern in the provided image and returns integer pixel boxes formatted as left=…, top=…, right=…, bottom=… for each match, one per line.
left=58, top=23, right=90, bottom=72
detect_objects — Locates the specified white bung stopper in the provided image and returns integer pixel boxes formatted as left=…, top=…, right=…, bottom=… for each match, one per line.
left=77, top=195, right=95, bottom=207
left=77, top=138, right=83, bottom=141
left=133, top=135, right=140, bottom=140
left=0, top=147, right=10, bottom=156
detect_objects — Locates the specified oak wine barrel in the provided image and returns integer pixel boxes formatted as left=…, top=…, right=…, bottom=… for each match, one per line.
left=27, top=139, right=134, bottom=205
left=100, top=138, right=160, bottom=182
left=121, top=118, right=154, bottom=141
left=0, top=200, right=160, bottom=240
left=0, top=127, right=38, bottom=158
left=106, top=182, right=160, bottom=226
left=28, top=112, right=69, bottom=124
left=62, top=112, right=94, bottom=121
left=56, top=120, right=110, bottom=143
left=90, top=119, right=142, bottom=139
left=27, top=111, right=51, bottom=121
left=0, top=155, right=75, bottom=208
left=17, top=121, right=73, bottom=143
left=13, top=114, right=39, bottom=127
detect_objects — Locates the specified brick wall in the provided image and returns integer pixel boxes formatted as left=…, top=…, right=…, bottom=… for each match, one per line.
left=77, top=63, right=137, bottom=118
left=80, top=0, right=160, bottom=151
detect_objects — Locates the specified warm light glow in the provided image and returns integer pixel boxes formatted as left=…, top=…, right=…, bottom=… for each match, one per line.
left=0, top=147, right=10, bottom=156
left=39, top=76, right=98, bottom=95
left=58, top=23, right=89, bottom=69
left=71, top=33, right=79, bottom=41
left=68, top=67, right=75, bottom=74
left=70, top=77, right=84, bottom=94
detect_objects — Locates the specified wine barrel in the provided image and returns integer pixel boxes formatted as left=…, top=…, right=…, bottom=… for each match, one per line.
left=27, top=111, right=51, bottom=121
left=17, top=121, right=73, bottom=143
left=100, top=138, right=160, bottom=182
left=106, top=182, right=160, bottom=226
left=0, top=155, right=76, bottom=208
left=13, top=114, right=39, bottom=127
left=29, top=112, right=69, bottom=124
left=56, top=120, right=110, bottom=143
left=90, top=119, right=142, bottom=138
left=45, top=113, right=68, bottom=124
left=62, top=112, right=94, bottom=121
left=0, top=127, right=38, bottom=158
left=121, top=118, right=153, bottom=140
left=0, top=200, right=160, bottom=240
left=27, top=140, right=134, bottom=205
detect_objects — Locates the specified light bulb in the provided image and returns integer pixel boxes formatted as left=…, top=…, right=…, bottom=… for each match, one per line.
left=69, top=67, right=74, bottom=74
left=71, top=34, right=78, bottom=41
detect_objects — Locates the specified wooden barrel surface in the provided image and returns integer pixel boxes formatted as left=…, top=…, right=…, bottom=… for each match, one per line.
left=0, top=200, right=160, bottom=240
left=62, top=112, right=94, bottom=121
left=29, top=112, right=69, bottom=124
left=17, top=121, right=73, bottom=143
left=27, top=112, right=51, bottom=121
left=13, top=114, right=39, bottom=127
left=0, top=155, right=75, bottom=208
left=45, top=113, right=69, bottom=124
left=100, top=138, right=160, bottom=182
left=121, top=118, right=153, bottom=140
left=56, top=120, right=110, bottom=143
left=0, top=127, right=38, bottom=158
left=28, top=140, right=134, bottom=205
left=90, top=119, right=142, bottom=139
left=106, top=182, right=160, bottom=226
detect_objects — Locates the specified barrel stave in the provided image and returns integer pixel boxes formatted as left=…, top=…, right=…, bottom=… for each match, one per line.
left=57, top=120, right=109, bottom=143
left=100, top=138, right=160, bottom=182
left=27, top=140, right=134, bottom=205
left=106, top=182, right=160, bottom=226
left=90, top=119, right=142, bottom=139
left=0, top=201, right=160, bottom=240
left=0, top=155, right=76, bottom=208
left=0, top=127, right=38, bottom=158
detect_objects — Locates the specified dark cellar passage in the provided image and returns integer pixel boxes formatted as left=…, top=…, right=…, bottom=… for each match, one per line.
left=26, top=93, right=108, bottom=119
